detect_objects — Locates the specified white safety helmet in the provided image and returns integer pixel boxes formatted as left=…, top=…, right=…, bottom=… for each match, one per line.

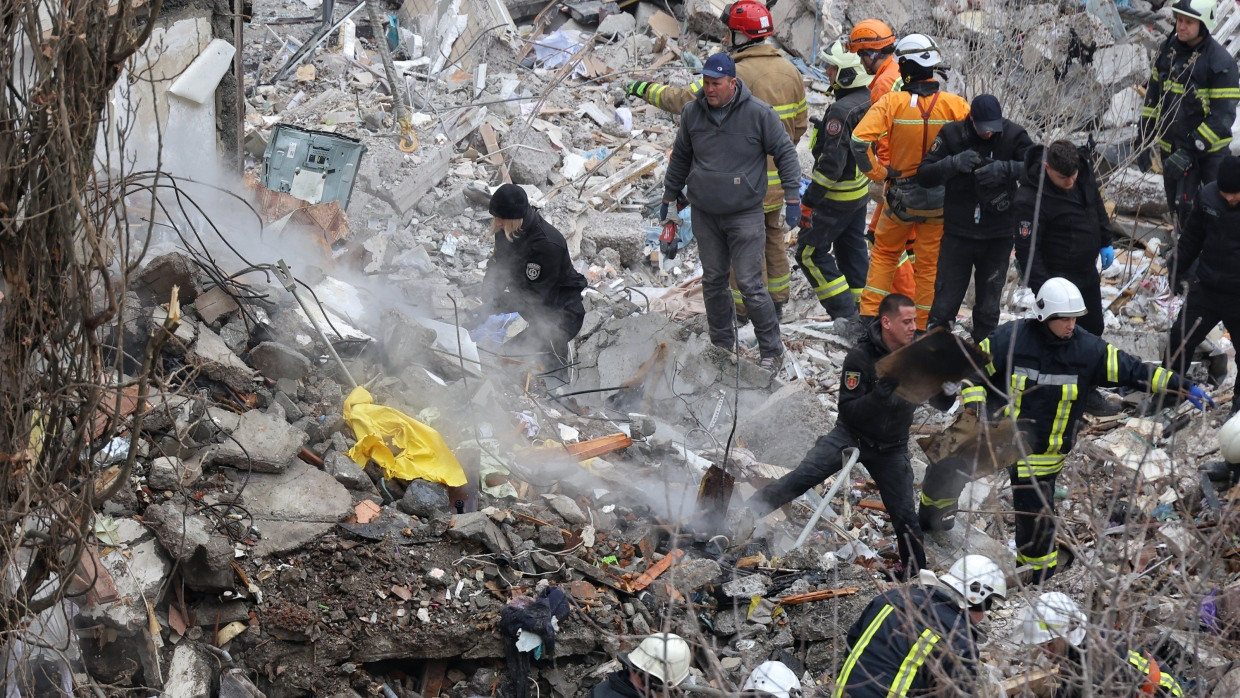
left=625, top=633, right=692, bottom=687
left=1020, top=592, right=1087, bottom=647
left=742, top=660, right=802, bottom=698
left=820, top=39, right=873, bottom=90
left=894, top=34, right=942, bottom=68
left=1034, top=277, right=1088, bottom=322
left=940, top=554, right=1007, bottom=608
left=1171, top=0, right=1219, bottom=33
left=1220, top=412, right=1240, bottom=464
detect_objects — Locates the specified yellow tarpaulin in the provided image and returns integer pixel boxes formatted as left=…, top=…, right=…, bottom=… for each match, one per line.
left=342, top=386, right=466, bottom=486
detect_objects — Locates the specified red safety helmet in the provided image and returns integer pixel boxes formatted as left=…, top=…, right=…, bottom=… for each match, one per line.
left=721, top=1, right=774, bottom=40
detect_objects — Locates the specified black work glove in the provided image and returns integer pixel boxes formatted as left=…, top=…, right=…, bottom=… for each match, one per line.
left=974, top=160, right=1015, bottom=188
left=661, top=236, right=679, bottom=261
left=1136, top=149, right=1153, bottom=173
left=950, top=150, right=984, bottom=174
left=1164, top=149, right=1192, bottom=179
left=659, top=200, right=671, bottom=222
left=873, top=376, right=900, bottom=400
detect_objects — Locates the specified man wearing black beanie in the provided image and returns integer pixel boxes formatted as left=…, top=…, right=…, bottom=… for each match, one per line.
left=473, top=183, right=587, bottom=370
left=1167, top=154, right=1240, bottom=415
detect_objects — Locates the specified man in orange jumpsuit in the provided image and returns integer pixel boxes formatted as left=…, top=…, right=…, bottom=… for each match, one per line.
left=850, top=34, right=970, bottom=330
left=847, top=19, right=914, bottom=298
left=627, top=1, right=806, bottom=319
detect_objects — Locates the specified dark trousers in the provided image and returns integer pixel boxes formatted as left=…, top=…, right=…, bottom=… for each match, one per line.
left=750, top=426, right=926, bottom=574
left=1167, top=283, right=1240, bottom=404
left=927, top=233, right=1013, bottom=342
left=1163, top=152, right=1222, bottom=232
left=1011, top=471, right=1059, bottom=584
left=1040, top=266, right=1103, bottom=337
left=507, top=300, right=585, bottom=368
left=796, top=199, right=869, bottom=319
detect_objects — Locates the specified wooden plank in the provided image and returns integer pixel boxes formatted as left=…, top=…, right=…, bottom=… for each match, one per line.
left=586, top=156, right=661, bottom=203
left=479, top=123, right=511, bottom=184
left=776, top=587, right=861, bottom=606
left=564, top=433, right=633, bottom=461
left=420, top=660, right=449, bottom=698
left=627, top=549, right=685, bottom=592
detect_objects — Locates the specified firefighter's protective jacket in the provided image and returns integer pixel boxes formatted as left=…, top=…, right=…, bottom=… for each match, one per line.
left=834, top=585, right=978, bottom=698
left=637, top=43, right=807, bottom=212
left=804, top=85, right=871, bottom=208
left=1140, top=33, right=1239, bottom=155
left=961, top=319, right=1191, bottom=479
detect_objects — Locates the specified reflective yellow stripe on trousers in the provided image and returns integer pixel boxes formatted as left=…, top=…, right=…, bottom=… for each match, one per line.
left=833, top=605, right=895, bottom=698
left=800, top=245, right=849, bottom=301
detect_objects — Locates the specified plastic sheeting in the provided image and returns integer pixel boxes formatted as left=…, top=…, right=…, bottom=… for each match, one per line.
left=343, top=387, right=466, bottom=486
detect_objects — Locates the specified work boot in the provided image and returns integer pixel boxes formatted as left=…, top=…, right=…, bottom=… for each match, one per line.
left=918, top=503, right=957, bottom=532
left=757, top=352, right=784, bottom=373
left=1083, top=388, right=1121, bottom=416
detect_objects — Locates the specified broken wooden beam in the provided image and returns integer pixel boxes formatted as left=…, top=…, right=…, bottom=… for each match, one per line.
left=564, top=433, right=633, bottom=461
left=626, top=549, right=685, bottom=592
left=776, top=587, right=861, bottom=606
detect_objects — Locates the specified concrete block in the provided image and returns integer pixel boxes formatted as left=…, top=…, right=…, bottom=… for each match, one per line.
left=543, top=493, right=587, bottom=524
left=212, top=409, right=309, bottom=473
left=720, top=574, right=771, bottom=598
left=79, top=538, right=171, bottom=634
left=164, top=643, right=213, bottom=698
left=1093, top=44, right=1149, bottom=86
left=248, top=341, right=311, bottom=381
left=144, top=503, right=235, bottom=592
left=139, top=251, right=203, bottom=303
left=1106, top=166, right=1168, bottom=217
left=736, top=381, right=831, bottom=469
left=194, top=285, right=241, bottom=325
left=147, top=455, right=201, bottom=490
left=504, top=128, right=560, bottom=186
left=325, top=451, right=375, bottom=492
left=229, top=459, right=354, bottom=556
left=448, top=511, right=513, bottom=556
left=189, top=323, right=257, bottom=392
left=398, top=478, right=451, bottom=518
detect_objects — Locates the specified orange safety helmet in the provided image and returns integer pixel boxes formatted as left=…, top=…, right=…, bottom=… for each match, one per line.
left=846, top=18, right=896, bottom=53
left=721, top=0, right=774, bottom=40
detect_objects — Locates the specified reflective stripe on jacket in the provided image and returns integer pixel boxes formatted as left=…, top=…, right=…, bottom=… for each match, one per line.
left=804, top=86, right=871, bottom=207
left=1140, top=34, right=1239, bottom=155
left=851, top=82, right=970, bottom=180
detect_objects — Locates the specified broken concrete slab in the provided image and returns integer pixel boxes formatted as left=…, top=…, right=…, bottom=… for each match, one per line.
left=325, top=451, right=377, bottom=492
left=229, top=459, right=354, bottom=556
left=447, top=511, right=512, bottom=556
left=543, top=493, right=587, bottom=525
left=79, top=538, right=172, bottom=634
left=139, top=251, right=204, bottom=302
left=144, top=503, right=236, bottom=592
left=248, top=341, right=311, bottom=381
left=737, top=381, right=832, bottom=469
left=212, top=409, right=309, bottom=473
left=503, top=128, right=560, bottom=186
left=147, top=455, right=202, bottom=491
left=164, top=643, right=213, bottom=698
left=194, top=285, right=241, bottom=325
left=189, top=322, right=257, bottom=392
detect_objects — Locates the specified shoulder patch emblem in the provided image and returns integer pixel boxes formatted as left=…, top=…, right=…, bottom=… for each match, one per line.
left=1018, top=220, right=1031, bottom=239
left=844, top=371, right=861, bottom=391
left=930, top=137, right=943, bottom=153
left=825, top=118, right=843, bottom=136
left=525, top=262, right=541, bottom=281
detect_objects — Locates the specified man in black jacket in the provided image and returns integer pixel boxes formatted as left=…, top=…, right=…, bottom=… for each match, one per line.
left=475, top=184, right=587, bottom=368
left=748, top=294, right=932, bottom=576
left=919, top=94, right=1033, bottom=342
left=1167, top=156, right=1240, bottom=415
left=1138, top=0, right=1239, bottom=229
left=797, top=40, right=873, bottom=322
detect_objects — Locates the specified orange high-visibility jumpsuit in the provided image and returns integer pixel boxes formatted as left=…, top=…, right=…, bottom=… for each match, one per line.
left=851, top=83, right=969, bottom=329
left=865, top=57, right=915, bottom=300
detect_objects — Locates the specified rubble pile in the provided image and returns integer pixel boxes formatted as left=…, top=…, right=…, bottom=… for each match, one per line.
left=10, top=0, right=1240, bottom=696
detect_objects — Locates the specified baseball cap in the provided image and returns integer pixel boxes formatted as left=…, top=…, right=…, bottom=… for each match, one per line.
left=970, top=94, right=1004, bottom=134
left=701, top=53, right=736, bottom=78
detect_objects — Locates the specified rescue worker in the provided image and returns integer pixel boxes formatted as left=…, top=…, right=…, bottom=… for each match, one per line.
left=474, top=184, right=587, bottom=368
left=1166, top=155, right=1240, bottom=416
left=1019, top=592, right=1185, bottom=697
left=588, top=633, right=693, bottom=698
left=851, top=34, right=970, bottom=330
left=1137, top=0, right=1239, bottom=230
left=1013, top=140, right=1121, bottom=416
left=748, top=295, right=945, bottom=576
left=661, top=53, right=801, bottom=370
left=797, top=40, right=872, bottom=321
left=919, top=94, right=1033, bottom=342
left=918, top=278, right=1212, bottom=583
left=845, top=18, right=915, bottom=300
left=627, top=0, right=806, bottom=319
left=741, top=660, right=801, bottom=698
left=834, top=554, right=1007, bottom=697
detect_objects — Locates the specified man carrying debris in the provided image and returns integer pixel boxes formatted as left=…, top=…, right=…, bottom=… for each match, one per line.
left=1012, top=140, right=1119, bottom=415
left=846, top=18, right=916, bottom=302
left=588, top=633, right=693, bottom=698
left=661, top=52, right=802, bottom=369
left=627, top=0, right=806, bottom=321
left=748, top=294, right=935, bottom=576
left=851, top=34, right=970, bottom=332
left=796, top=40, right=872, bottom=321
left=1166, top=155, right=1240, bottom=417
left=833, top=554, right=1007, bottom=697
left=919, top=94, right=1033, bottom=343
left=918, top=278, right=1212, bottom=583
left=1019, top=592, right=1185, bottom=697
left=1138, top=0, right=1239, bottom=230
left=473, top=183, right=587, bottom=368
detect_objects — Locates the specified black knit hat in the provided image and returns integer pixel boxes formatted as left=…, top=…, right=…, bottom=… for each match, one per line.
left=1218, top=156, right=1240, bottom=194
left=489, top=183, right=528, bottom=219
